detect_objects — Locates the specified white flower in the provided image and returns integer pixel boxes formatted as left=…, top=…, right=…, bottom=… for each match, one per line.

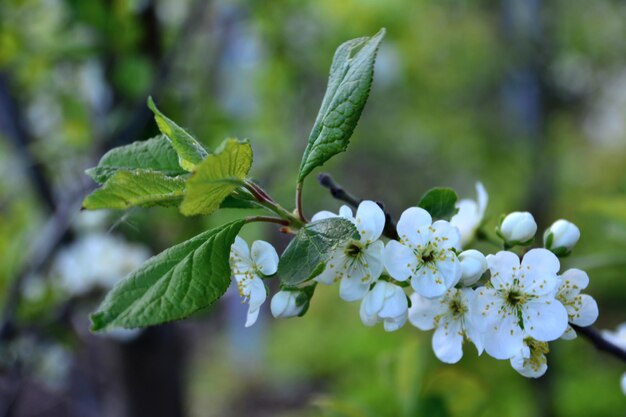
left=229, top=236, right=278, bottom=327
left=510, top=337, right=549, bottom=378
left=555, top=268, right=599, bottom=340
left=409, top=288, right=483, bottom=363
left=498, top=212, right=537, bottom=244
left=602, top=323, right=626, bottom=350
left=473, top=249, right=568, bottom=359
left=459, top=249, right=488, bottom=286
left=450, top=182, right=488, bottom=246
left=384, top=207, right=462, bottom=298
left=312, top=201, right=386, bottom=301
left=360, top=281, right=408, bottom=332
left=53, top=234, right=150, bottom=295
left=544, top=219, right=580, bottom=254
left=270, top=290, right=306, bottom=318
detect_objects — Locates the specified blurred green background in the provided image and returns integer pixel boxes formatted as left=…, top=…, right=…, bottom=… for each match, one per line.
left=1, top=0, right=625, bottom=416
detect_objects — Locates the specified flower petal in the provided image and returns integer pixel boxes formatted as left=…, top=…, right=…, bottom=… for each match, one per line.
left=408, top=292, right=446, bottom=330
left=482, top=313, right=524, bottom=360
left=355, top=200, right=386, bottom=243
left=523, top=297, right=568, bottom=342
left=520, top=248, right=560, bottom=296
left=339, top=205, right=354, bottom=219
left=411, top=265, right=448, bottom=298
left=569, top=294, right=599, bottom=327
left=450, top=200, right=480, bottom=246
left=250, top=240, right=279, bottom=276
left=435, top=251, right=462, bottom=288
left=315, top=250, right=344, bottom=285
left=433, top=320, right=464, bottom=364
left=558, top=268, right=589, bottom=299
left=244, top=276, right=267, bottom=327
left=378, top=283, right=408, bottom=319
left=431, top=220, right=461, bottom=251
left=384, top=241, right=416, bottom=282
left=339, top=275, right=370, bottom=302
left=396, top=207, right=432, bottom=248
left=476, top=181, right=488, bottom=216
left=311, top=210, right=337, bottom=222
left=510, top=351, right=547, bottom=378
left=363, top=240, right=385, bottom=279
left=487, top=251, right=519, bottom=291
left=472, top=287, right=502, bottom=331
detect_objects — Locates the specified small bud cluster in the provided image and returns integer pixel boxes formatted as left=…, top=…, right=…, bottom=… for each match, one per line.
left=229, top=183, right=599, bottom=378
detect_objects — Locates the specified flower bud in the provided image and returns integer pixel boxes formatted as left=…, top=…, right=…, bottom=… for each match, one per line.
left=543, top=219, right=580, bottom=255
left=498, top=211, right=537, bottom=244
left=458, top=249, right=488, bottom=286
left=270, top=290, right=305, bottom=319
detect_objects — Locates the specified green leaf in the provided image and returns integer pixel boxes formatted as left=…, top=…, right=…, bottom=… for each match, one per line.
left=82, top=169, right=186, bottom=210
left=219, top=194, right=261, bottom=209
left=180, top=138, right=253, bottom=216
left=278, top=218, right=358, bottom=286
left=418, top=188, right=458, bottom=221
left=147, top=96, right=208, bottom=171
left=298, top=28, right=385, bottom=182
left=86, top=135, right=187, bottom=184
left=90, top=219, right=245, bottom=331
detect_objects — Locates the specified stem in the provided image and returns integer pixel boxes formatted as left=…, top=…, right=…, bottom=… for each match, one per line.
left=476, top=230, right=504, bottom=249
left=245, top=216, right=290, bottom=226
left=296, top=181, right=307, bottom=223
left=571, top=324, right=626, bottom=363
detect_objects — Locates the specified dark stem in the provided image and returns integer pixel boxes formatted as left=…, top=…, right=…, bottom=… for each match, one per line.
left=296, top=182, right=308, bottom=223
left=317, top=173, right=398, bottom=240
left=571, top=324, right=626, bottom=362
left=246, top=216, right=290, bottom=226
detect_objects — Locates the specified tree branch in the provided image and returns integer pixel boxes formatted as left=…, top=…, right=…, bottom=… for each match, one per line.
left=571, top=324, right=626, bottom=362
left=317, top=173, right=398, bottom=240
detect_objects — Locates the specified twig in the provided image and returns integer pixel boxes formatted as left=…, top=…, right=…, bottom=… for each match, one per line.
left=246, top=216, right=290, bottom=226
left=571, top=324, right=626, bottom=362
left=296, top=182, right=308, bottom=223
left=317, top=173, right=398, bottom=239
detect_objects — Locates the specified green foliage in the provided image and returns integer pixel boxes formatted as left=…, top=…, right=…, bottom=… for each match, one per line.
left=298, top=28, right=385, bottom=182
left=278, top=218, right=359, bottom=286
left=82, top=169, right=186, bottom=210
left=147, top=96, right=208, bottom=171
left=417, top=188, right=458, bottom=221
left=90, top=219, right=245, bottom=331
left=180, top=139, right=253, bottom=216
left=86, top=135, right=186, bottom=184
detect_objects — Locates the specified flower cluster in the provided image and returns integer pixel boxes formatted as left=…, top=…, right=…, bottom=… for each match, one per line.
left=229, top=184, right=600, bottom=378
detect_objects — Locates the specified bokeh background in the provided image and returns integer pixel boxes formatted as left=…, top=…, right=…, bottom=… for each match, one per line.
left=1, top=0, right=626, bottom=416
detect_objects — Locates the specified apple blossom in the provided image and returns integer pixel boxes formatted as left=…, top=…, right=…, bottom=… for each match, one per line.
left=544, top=219, right=580, bottom=256
left=271, top=290, right=306, bottom=318
left=555, top=268, right=599, bottom=340
left=384, top=207, right=462, bottom=298
left=458, top=249, right=488, bottom=286
left=498, top=211, right=537, bottom=245
left=360, top=281, right=408, bottom=332
left=473, top=249, right=568, bottom=359
left=229, top=236, right=279, bottom=327
left=409, top=288, right=483, bottom=363
left=450, top=182, right=488, bottom=246
left=510, top=337, right=549, bottom=378
left=312, top=201, right=386, bottom=301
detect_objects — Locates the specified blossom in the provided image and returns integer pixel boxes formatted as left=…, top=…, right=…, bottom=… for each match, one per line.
left=473, top=249, right=568, bottom=359
left=229, top=236, right=278, bottom=327
left=510, top=337, right=549, bottom=378
left=409, top=288, right=483, bottom=363
left=271, top=290, right=306, bottom=318
left=555, top=268, right=599, bottom=340
left=498, top=211, right=537, bottom=244
left=360, top=281, right=408, bottom=331
left=458, top=249, right=488, bottom=286
left=384, top=207, right=462, bottom=298
left=312, top=201, right=386, bottom=301
left=544, top=219, right=580, bottom=255
left=450, top=182, right=488, bottom=246
left=498, top=211, right=537, bottom=245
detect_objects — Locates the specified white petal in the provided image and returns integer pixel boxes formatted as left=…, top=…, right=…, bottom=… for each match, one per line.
left=396, top=207, right=432, bottom=248
left=460, top=288, right=484, bottom=354
left=339, top=205, right=354, bottom=219
left=230, top=236, right=253, bottom=274
left=433, top=320, right=464, bottom=364
left=362, top=282, right=386, bottom=317
left=431, top=220, right=461, bottom=251
left=355, top=200, right=386, bottom=243
left=450, top=200, right=480, bottom=246
left=476, top=182, right=488, bottom=217
left=378, top=283, right=408, bottom=319
left=311, top=210, right=337, bottom=222
left=383, top=314, right=407, bottom=332
left=383, top=241, right=416, bottom=282
left=523, top=298, right=568, bottom=342
left=359, top=300, right=378, bottom=327
left=472, top=287, right=502, bottom=331
left=231, top=236, right=250, bottom=258
left=569, top=294, right=599, bottom=327
left=244, top=276, right=267, bottom=327
left=362, top=240, right=385, bottom=279
left=411, top=266, right=448, bottom=298
left=315, top=250, right=344, bottom=285
left=435, top=251, right=462, bottom=288
left=339, top=275, right=370, bottom=302
left=250, top=240, right=279, bottom=276
left=487, top=251, right=519, bottom=290
left=408, top=292, right=446, bottom=330
left=482, top=313, right=524, bottom=360
left=558, top=268, right=589, bottom=299
left=560, top=325, right=577, bottom=340
left=510, top=351, right=547, bottom=378
left=520, top=249, right=560, bottom=296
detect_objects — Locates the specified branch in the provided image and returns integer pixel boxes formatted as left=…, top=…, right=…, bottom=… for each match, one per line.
left=571, top=324, right=626, bottom=362
left=317, top=173, right=398, bottom=240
